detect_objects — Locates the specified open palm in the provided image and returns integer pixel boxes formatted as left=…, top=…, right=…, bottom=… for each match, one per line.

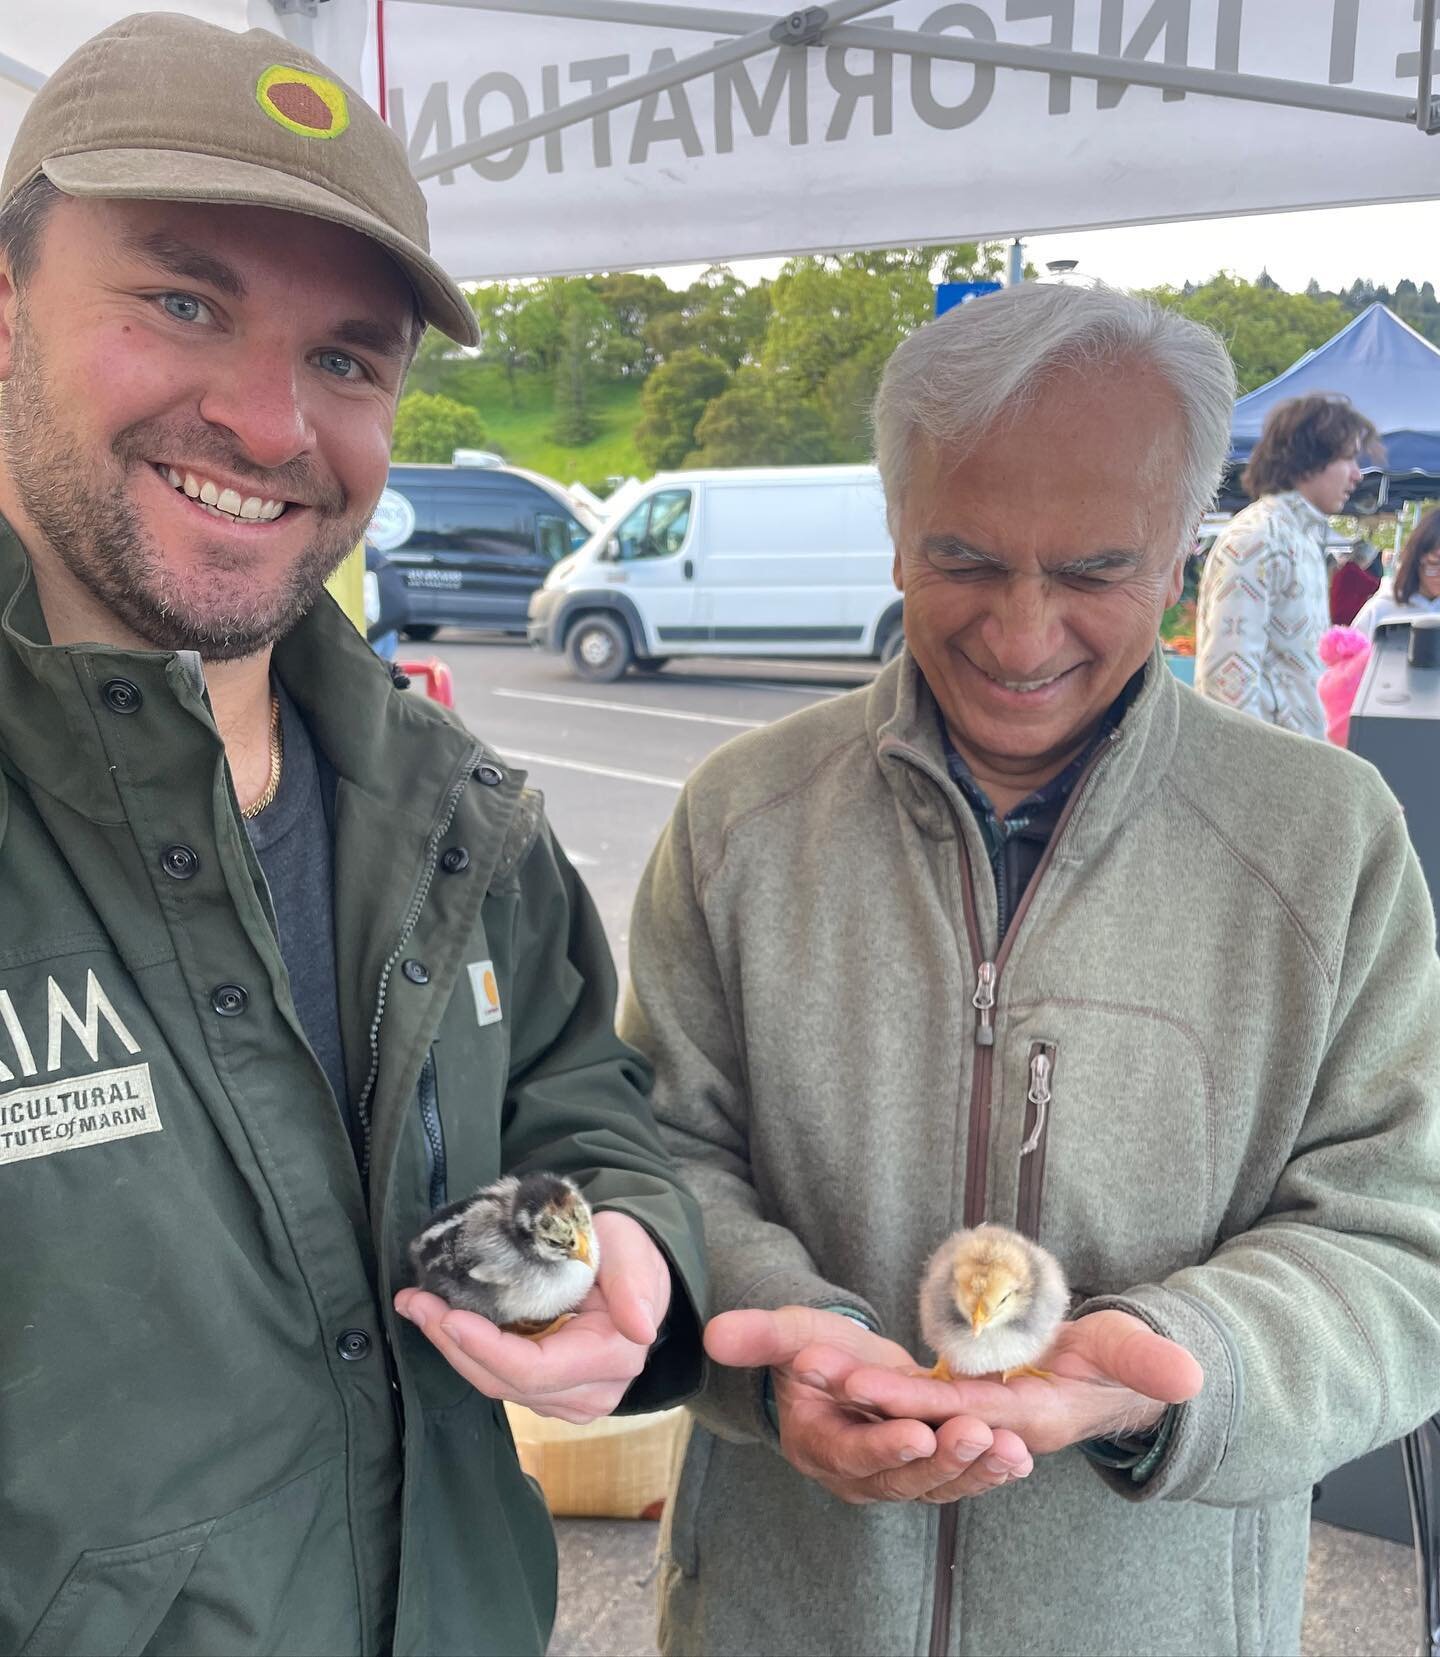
left=829, top=1310, right=1203, bottom=1455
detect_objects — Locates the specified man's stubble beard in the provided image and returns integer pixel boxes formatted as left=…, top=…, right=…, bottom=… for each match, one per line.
left=0, top=310, right=369, bottom=661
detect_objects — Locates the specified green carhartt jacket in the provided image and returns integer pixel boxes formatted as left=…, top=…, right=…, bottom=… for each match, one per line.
left=0, top=521, right=706, bottom=1657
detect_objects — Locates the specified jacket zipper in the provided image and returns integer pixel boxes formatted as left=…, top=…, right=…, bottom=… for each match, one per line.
left=926, top=730, right=1121, bottom=1657
left=1016, top=1042, right=1056, bottom=1241
left=354, top=743, right=484, bottom=1180
left=417, top=1050, right=447, bottom=1213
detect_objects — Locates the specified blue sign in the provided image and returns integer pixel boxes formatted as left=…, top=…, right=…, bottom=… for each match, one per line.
left=935, top=281, right=1002, bottom=316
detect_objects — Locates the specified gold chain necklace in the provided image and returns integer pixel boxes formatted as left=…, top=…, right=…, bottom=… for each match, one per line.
left=241, top=694, right=284, bottom=820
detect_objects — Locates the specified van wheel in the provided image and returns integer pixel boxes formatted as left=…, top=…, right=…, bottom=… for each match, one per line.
left=567, top=613, right=633, bottom=682
left=402, top=624, right=439, bottom=643
left=879, top=620, right=905, bottom=665
left=634, top=656, right=670, bottom=673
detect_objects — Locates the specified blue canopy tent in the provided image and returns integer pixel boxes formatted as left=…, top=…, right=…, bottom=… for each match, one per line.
left=1229, top=304, right=1440, bottom=505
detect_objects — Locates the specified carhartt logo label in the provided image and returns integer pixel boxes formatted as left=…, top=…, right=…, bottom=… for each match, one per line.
left=0, top=1063, right=160, bottom=1165
left=468, top=960, right=503, bottom=1027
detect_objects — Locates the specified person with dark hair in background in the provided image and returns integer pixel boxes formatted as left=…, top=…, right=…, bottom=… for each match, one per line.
left=1353, top=505, right=1440, bottom=639
left=1196, top=392, right=1380, bottom=737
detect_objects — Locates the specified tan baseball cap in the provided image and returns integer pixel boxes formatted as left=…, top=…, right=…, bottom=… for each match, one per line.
left=2, top=11, right=478, bottom=346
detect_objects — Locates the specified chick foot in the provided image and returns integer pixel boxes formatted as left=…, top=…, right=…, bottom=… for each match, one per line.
left=504, top=1312, right=577, bottom=1340
left=1001, top=1364, right=1055, bottom=1383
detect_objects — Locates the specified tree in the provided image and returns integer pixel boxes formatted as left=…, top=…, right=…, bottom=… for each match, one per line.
left=642, top=266, right=774, bottom=370
left=686, top=370, right=834, bottom=467
left=634, top=350, right=732, bottom=470
left=591, top=272, right=683, bottom=376
left=391, top=392, right=489, bottom=462
left=1143, top=273, right=1349, bottom=393
left=551, top=304, right=598, bottom=446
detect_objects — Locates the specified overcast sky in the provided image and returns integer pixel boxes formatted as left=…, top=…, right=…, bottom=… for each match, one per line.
left=653, top=199, right=1440, bottom=294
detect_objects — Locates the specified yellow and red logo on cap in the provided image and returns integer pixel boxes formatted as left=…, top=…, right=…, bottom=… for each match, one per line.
left=256, top=65, right=349, bottom=139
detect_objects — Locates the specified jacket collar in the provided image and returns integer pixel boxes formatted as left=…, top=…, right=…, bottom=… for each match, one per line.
left=868, top=641, right=1181, bottom=864
left=0, top=515, right=509, bottom=840
left=1274, top=490, right=1331, bottom=541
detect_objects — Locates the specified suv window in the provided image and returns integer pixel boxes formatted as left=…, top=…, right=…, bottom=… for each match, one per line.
left=614, top=489, right=692, bottom=561
left=535, top=513, right=580, bottom=563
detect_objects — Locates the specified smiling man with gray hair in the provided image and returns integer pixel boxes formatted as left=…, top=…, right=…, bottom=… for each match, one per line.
left=622, top=281, right=1440, bottom=1656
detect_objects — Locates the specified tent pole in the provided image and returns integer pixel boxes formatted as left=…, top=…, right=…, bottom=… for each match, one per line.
left=0, top=52, right=44, bottom=93
left=1419, top=0, right=1439, bottom=133
left=407, top=0, right=1430, bottom=133
left=413, top=0, right=897, bottom=179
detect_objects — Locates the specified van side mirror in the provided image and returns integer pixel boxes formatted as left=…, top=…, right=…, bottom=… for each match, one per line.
left=604, top=535, right=621, bottom=563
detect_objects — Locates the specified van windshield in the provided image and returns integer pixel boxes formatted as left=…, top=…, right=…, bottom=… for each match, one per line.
left=613, top=489, right=693, bottom=561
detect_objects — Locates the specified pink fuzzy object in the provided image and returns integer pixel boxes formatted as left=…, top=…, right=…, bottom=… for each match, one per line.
left=1318, top=626, right=1372, bottom=746
left=1319, top=625, right=1370, bottom=666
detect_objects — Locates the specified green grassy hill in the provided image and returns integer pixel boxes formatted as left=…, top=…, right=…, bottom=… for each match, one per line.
left=425, top=362, right=646, bottom=491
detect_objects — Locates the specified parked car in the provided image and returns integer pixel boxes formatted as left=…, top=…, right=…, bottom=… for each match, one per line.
left=527, top=465, right=900, bottom=681
left=370, top=464, right=599, bottom=640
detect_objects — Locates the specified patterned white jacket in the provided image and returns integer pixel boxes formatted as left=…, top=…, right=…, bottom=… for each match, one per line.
left=1195, top=490, right=1331, bottom=739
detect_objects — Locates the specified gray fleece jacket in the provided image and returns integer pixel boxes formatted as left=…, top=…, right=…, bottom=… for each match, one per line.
left=620, top=646, right=1440, bottom=1657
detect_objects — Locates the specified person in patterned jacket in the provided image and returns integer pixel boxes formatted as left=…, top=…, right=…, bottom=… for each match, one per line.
left=1196, top=393, right=1379, bottom=738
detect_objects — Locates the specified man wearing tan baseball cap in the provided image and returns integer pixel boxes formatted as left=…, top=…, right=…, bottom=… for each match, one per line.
left=0, top=16, right=704, bottom=1657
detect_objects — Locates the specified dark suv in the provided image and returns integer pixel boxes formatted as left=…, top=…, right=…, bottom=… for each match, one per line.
left=376, top=464, right=597, bottom=641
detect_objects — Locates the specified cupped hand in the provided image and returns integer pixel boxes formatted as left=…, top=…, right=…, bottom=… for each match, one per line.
left=831, top=1309, right=1203, bottom=1455
left=705, top=1306, right=1032, bottom=1506
left=394, top=1209, right=672, bottom=1423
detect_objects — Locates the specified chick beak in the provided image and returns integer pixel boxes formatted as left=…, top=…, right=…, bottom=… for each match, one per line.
left=970, top=1303, right=991, bottom=1337
left=572, top=1232, right=592, bottom=1268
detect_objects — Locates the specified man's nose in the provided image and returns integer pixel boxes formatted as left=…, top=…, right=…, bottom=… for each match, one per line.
left=979, top=575, right=1066, bottom=675
left=197, top=348, right=316, bottom=473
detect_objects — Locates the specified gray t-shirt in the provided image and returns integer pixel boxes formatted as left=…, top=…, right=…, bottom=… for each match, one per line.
left=243, top=686, right=354, bottom=1155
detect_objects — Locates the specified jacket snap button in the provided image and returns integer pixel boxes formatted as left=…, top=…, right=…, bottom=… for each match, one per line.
left=440, top=846, right=470, bottom=873
left=336, top=1329, right=371, bottom=1361
left=211, top=983, right=248, bottom=1017
left=475, top=763, right=504, bottom=787
left=102, top=678, right=143, bottom=715
left=401, top=959, right=430, bottom=986
left=161, top=844, right=200, bottom=880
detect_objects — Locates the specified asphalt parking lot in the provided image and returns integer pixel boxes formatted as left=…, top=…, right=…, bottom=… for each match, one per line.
left=420, top=633, right=1422, bottom=1657
left=424, top=634, right=878, bottom=982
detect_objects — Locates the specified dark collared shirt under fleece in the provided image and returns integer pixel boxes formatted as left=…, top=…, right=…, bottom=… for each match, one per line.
left=940, top=667, right=1169, bottom=1478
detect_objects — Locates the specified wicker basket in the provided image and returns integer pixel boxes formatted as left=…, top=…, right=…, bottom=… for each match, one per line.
left=504, top=1403, right=685, bottom=1519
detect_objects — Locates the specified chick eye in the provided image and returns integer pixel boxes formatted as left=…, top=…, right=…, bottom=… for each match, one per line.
left=158, top=292, right=214, bottom=326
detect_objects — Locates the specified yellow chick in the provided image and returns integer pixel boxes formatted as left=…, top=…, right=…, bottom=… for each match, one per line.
left=918, top=1223, right=1068, bottom=1382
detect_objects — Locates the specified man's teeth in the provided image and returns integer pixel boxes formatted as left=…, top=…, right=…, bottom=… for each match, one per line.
left=994, top=671, right=1065, bottom=692
left=163, top=465, right=286, bottom=522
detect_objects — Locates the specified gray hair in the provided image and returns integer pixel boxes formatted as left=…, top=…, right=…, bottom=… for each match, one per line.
left=872, top=282, right=1236, bottom=543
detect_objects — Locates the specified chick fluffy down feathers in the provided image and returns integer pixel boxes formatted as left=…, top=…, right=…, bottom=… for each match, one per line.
left=919, top=1223, right=1069, bottom=1377
left=408, top=1172, right=599, bottom=1326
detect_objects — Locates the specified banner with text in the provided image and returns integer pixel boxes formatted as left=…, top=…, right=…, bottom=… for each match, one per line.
left=381, top=0, right=1440, bottom=280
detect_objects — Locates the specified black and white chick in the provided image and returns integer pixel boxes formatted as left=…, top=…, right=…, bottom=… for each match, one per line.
left=409, top=1172, right=599, bottom=1337
left=918, top=1223, right=1069, bottom=1382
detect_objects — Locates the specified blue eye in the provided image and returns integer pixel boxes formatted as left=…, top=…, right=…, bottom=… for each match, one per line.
left=318, top=350, right=361, bottom=380
left=160, top=293, right=208, bottom=324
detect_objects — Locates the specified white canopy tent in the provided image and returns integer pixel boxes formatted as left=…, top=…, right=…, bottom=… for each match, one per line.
left=2, top=1, right=1439, bottom=282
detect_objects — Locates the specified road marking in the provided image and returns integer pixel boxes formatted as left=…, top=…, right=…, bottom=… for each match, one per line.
left=502, top=749, right=685, bottom=790
left=493, top=688, right=764, bottom=729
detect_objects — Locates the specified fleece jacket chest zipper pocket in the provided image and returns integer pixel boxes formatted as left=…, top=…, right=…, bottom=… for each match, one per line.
left=417, top=1051, right=447, bottom=1213
left=1016, top=1042, right=1056, bottom=1241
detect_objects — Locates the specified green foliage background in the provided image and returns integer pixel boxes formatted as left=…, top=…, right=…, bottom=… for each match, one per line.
left=395, top=252, right=1430, bottom=493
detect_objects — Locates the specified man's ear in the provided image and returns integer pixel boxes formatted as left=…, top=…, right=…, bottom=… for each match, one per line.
left=0, top=256, right=18, bottom=384
left=891, top=546, right=904, bottom=594
left=1164, top=533, right=1192, bottom=609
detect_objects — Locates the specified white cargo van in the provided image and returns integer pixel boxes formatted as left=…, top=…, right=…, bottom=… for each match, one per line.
left=526, top=465, right=901, bottom=682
